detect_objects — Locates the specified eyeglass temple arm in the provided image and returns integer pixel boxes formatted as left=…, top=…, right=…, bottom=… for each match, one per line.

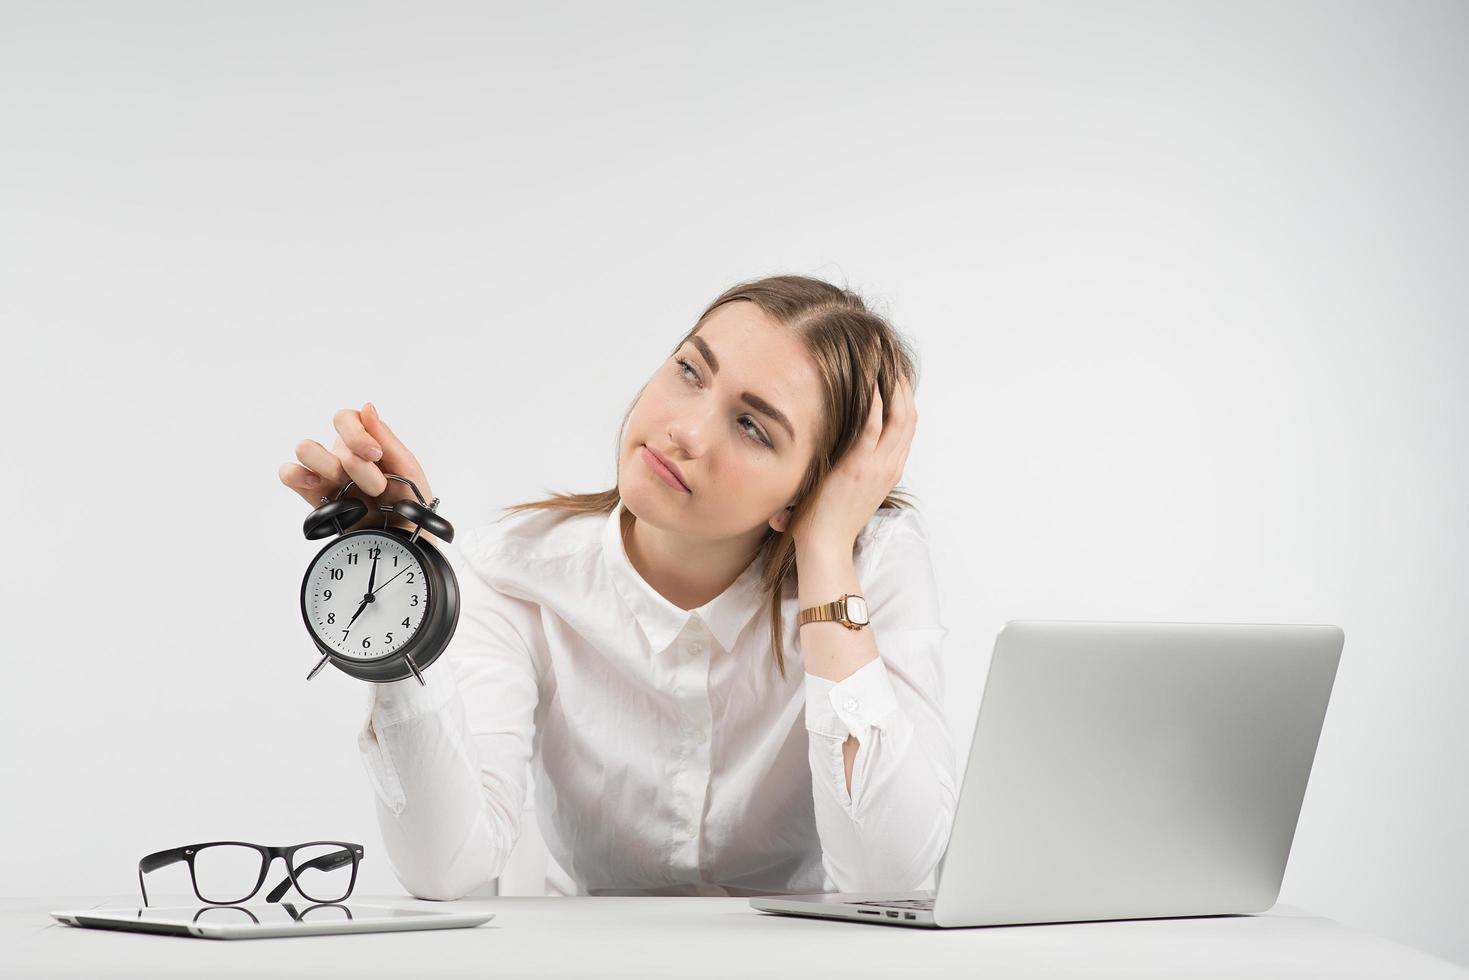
left=265, top=846, right=359, bottom=903
left=266, top=875, right=294, bottom=903
left=137, top=847, right=190, bottom=907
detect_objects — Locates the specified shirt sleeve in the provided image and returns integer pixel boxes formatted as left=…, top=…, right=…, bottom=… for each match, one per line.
left=802, top=508, right=958, bottom=894
left=355, top=528, right=542, bottom=901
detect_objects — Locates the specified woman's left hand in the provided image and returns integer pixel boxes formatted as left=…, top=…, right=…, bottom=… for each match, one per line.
left=790, top=372, right=917, bottom=555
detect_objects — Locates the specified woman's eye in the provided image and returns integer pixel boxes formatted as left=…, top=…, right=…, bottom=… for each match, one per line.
left=674, top=358, right=771, bottom=448
left=739, top=417, right=771, bottom=447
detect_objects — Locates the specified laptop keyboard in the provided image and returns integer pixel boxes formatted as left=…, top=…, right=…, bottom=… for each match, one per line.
left=853, top=899, right=934, bottom=910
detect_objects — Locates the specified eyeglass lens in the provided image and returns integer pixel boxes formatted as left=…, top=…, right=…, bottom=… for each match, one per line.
left=289, top=844, right=356, bottom=902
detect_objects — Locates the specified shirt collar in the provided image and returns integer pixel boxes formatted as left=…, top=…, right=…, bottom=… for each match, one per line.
left=601, top=498, right=768, bottom=655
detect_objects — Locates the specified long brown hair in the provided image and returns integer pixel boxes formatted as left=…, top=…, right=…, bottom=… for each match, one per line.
left=497, top=273, right=920, bottom=679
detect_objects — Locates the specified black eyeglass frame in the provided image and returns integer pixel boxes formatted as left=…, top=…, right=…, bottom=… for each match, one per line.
left=137, top=840, right=364, bottom=907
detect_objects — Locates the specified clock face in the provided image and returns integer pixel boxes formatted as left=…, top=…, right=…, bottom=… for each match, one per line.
left=303, top=532, right=430, bottom=661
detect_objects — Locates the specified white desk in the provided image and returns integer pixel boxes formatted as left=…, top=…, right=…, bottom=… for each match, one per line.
left=6, top=894, right=1466, bottom=979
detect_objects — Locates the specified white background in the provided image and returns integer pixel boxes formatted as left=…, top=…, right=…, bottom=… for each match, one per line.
left=3, top=0, right=1465, bottom=968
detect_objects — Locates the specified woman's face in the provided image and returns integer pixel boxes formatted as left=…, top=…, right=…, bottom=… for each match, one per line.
left=619, top=300, right=823, bottom=543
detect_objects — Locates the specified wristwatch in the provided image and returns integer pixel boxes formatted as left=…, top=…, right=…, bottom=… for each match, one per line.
left=798, top=593, right=870, bottom=631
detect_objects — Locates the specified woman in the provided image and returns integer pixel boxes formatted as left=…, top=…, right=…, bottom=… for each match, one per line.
left=278, top=274, right=957, bottom=899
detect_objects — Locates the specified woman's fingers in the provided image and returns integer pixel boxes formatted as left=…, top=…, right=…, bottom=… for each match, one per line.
left=295, top=438, right=348, bottom=487
left=278, top=462, right=326, bottom=505
left=284, top=404, right=426, bottom=526
left=362, top=403, right=413, bottom=465
left=877, top=373, right=916, bottom=467
left=360, top=402, right=432, bottom=497
left=863, top=380, right=884, bottom=447
left=873, top=376, right=899, bottom=448
left=895, top=373, right=915, bottom=433
left=332, top=434, right=389, bottom=497
left=333, top=407, right=383, bottom=463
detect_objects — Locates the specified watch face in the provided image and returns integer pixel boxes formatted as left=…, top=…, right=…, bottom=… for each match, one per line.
left=302, top=532, right=429, bottom=661
left=845, top=595, right=869, bottom=625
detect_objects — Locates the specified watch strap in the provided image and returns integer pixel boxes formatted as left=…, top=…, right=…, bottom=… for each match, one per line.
left=798, top=594, right=867, bottom=630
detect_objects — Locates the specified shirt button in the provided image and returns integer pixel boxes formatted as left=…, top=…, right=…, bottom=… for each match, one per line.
left=843, top=697, right=860, bottom=712
left=688, top=643, right=704, bottom=655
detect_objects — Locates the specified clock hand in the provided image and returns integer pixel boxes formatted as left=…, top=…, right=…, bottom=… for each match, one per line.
left=345, top=594, right=371, bottom=630
left=342, top=551, right=381, bottom=632
left=368, top=562, right=414, bottom=597
left=333, top=556, right=413, bottom=641
left=335, top=553, right=393, bottom=639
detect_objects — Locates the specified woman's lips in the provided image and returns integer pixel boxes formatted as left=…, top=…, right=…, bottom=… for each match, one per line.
left=641, top=445, right=690, bottom=492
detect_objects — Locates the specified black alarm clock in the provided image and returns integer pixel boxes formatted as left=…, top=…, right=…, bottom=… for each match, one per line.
left=299, top=474, right=459, bottom=686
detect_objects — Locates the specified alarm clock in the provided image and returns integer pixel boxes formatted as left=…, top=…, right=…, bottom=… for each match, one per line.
left=299, top=474, right=460, bottom=686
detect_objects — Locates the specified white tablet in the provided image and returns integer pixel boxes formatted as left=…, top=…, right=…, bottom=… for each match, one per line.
left=51, top=902, right=494, bottom=939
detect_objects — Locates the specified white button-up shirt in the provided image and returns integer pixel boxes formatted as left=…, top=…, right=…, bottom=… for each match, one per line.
left=357, top=498, right=956, bottom=899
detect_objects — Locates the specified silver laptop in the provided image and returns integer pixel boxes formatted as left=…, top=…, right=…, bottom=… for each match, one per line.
left=752, top=620, right=1343, bottom=928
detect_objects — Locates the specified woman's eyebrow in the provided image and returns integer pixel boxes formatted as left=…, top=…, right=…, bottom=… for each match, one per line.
left=688, top=335, right=796, bottom=442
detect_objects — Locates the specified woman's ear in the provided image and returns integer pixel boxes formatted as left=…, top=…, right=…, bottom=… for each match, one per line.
left=768, top=504, right=794, bottom=533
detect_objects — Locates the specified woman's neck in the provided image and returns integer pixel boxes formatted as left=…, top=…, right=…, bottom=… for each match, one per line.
left=622, top=506, right=763, bottom=611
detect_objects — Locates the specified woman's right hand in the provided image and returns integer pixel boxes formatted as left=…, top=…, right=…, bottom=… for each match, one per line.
left=279, top=402, right=435, bottom=535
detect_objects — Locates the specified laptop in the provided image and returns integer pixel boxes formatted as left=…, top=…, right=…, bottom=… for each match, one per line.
left=751, top=619, right=1343, bottom=928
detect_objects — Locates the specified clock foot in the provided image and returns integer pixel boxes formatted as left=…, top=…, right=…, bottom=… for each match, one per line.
left=307, top=654, right=330, bottom=681
left=406, top=653, right=425, bottom=686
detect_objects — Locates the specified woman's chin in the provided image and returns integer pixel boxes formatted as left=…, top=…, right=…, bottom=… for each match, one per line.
left=621, top=481, right=670, bottom=519
left=616, top=478, right=653, bottom=518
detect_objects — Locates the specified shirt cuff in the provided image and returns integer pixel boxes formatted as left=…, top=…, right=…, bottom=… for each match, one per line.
left=357, top=720, right=407, bottom=816
left=368, top=660, right=461, bottom=731
left=355, top=663, right=461, bottom=817
left=803, top=657, right=902, bottom=739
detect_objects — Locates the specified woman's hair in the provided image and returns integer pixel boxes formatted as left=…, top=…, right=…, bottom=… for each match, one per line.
left=498, top=273, right=919, bottom=680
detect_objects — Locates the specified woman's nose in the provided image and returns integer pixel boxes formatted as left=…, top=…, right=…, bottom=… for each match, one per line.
left=667, top=408, right=715, bottom=456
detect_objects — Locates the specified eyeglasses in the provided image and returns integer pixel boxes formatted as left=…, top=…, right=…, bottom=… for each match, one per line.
left=138, top=840, right=364, bottom=907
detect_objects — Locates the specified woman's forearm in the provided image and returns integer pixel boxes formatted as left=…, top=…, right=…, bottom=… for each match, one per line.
left=795, top=540, right=876, bottom=794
